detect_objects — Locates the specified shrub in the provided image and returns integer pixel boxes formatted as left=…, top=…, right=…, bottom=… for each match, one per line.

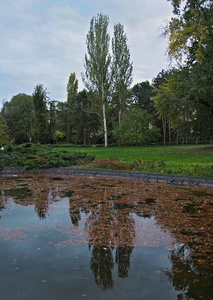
left=14, top=130, right=29, bottom=144
left=0, top=143, right=95, bottom=169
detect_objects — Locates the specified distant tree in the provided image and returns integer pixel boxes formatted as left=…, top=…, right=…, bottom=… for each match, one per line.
left=113, top=106, right=160, bottom=146
left=32, top=84, right=48, bottom=144
left=67, top=73, right=78, bottom=143
left=0, top=113, right=10, bottom=145
left=165, top=0, right=213, bottom=116
left=152, top=70, right=174, bottom=145
left=14, top=130, right=29, bottom=144
left=152, top=67, right=213, bottom=145
left=48, top=100, right=57, bottom=143
left=82, top=13, right=111, bottom=147
left=152, top=69, right=171, bottom=89
left=111, top=23, right=133, bottom=125
left=131, top=81, right=154, bottom=115
left=55, top=131, right=66, bottom=143
left=165, top=0, right=212, bottom=64
left=1, top=93, right=34, bottom=140
left=55, top=101, right=67, bottom=136
left=72, top=90, right=100, bottom=145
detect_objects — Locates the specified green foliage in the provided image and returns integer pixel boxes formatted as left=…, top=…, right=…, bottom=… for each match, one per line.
left=152, top=67, right=213, bottom=142
left=0, top=113, right=10, bottom=145
left=1, top=93, right=34, bottom=140
left=165, top=0, right=212, bottom=64
left=54, top=144, right=213, bottom=177
left=131, top=81, right=155, bottom=115
left=90, top=157, right=166, bottom=173
left=47, top=101, right=57, bottom=144
left=55, top=131, right=66, bottom=142
left=72, top=90, right=101, bottom=145
left=0, top=143, right=95, bottom=169
left=32, top=84, right=48, bottom=143
left=111, top=23, right=133, bottom=124
left=113, top=106, right=161, bottom=146
left=83, top=13, right=111, bottom=147
left=14, top=130, right=29, bottom=144
left=67, top=72, right=78, bottom=142
left=90, top=156, right=213, bottom=178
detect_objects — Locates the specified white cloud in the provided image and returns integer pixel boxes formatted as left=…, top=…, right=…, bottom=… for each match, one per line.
left=0, top=0, right=173, bottom=104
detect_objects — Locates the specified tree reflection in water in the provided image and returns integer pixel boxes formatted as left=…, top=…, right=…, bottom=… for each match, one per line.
left=90, top=245, right=115, bottom=291
left=165, top=244, right=213, bottom=300
left=0, top=175, right=212, bottom=297
left=69, top=187, right=135, bottom=290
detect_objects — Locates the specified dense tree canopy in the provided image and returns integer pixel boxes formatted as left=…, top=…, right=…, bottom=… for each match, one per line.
left=1, top=93, right=34, bottom=141
left=0, top=113, right=9, bottom=145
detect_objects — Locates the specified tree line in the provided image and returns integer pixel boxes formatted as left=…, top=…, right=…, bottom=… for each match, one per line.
left=0, top=1, right=212, bottom=147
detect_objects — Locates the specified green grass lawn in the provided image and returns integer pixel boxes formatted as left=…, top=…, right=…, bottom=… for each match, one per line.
left=53, top=144, right=213, bottom=177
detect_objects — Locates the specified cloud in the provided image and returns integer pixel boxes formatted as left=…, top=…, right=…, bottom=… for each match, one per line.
left=0, top=0, right=173, bottom=104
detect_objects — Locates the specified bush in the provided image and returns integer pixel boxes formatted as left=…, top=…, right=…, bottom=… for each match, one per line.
left=0, top=143, right=95, bottom=169
left=90, top=157, right=167, bottom=172
left=14, top=130, right=29, bottom=144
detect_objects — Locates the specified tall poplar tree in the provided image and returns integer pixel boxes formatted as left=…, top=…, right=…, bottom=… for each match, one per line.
left=82, top=13, right=111, bottom=147
left=67, top=73, right=78, bottom=143
left=112, top=23, right=133, bottom=125
left=32, top=84, right=48, bottom=144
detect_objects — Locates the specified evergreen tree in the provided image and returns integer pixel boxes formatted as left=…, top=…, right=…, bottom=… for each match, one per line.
left=67, top=73, right=78, bottom=143
left=32, top=84, right=48, bottom=144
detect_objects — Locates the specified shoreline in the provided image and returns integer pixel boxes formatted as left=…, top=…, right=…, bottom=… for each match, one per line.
left=1, top=167, right=213, bottom=188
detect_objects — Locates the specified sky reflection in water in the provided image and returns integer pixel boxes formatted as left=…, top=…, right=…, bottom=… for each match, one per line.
left=0, top=175, right=212, bottom=300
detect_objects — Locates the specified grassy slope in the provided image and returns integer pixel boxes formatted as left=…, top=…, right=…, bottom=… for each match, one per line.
left=54, top=144, right=212, bottom=163
left=53, top=144, right=213, bottom=177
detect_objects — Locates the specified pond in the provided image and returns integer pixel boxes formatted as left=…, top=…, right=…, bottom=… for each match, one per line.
left=0, top=174, right=213, bottom=300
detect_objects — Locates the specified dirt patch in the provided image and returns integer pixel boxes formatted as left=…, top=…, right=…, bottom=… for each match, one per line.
left=194, top=146, right=213, bottom=153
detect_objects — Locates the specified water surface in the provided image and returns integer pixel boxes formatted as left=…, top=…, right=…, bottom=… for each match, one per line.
left=0, top=174, right=212, bottom=300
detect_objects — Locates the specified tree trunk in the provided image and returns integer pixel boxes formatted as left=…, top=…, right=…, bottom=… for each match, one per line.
left=176, top=128, right=179, bottom=145
left=185, top=133, right=188, bottom=145
left=103, top=102, right=107, bottom=147
left=196, top=137, right=199, bottom=145
left=162, top=115, right=166, bottom=146
left=102, top=85, right=108, bottom=148
left=117, top=96, right=122, bottom=147
left=210, top=136, right=212, bottom=144
left=119, top=108, right=121, bottom=125
left=168, top=120, right=171, bottom=145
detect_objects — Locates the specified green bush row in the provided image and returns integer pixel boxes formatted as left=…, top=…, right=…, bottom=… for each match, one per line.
left=0, top=143, right=95, bottom=169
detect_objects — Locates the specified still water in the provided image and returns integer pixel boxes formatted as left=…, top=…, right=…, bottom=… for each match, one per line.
left=0, top=174, right=212, bottom=300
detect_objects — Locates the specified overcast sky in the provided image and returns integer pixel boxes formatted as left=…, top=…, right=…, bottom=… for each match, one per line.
left=0, top=0, right=173, bottom=106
